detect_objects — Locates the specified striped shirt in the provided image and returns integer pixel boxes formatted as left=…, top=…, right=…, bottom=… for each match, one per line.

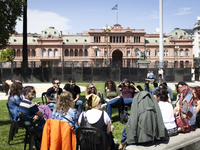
left=18, top=98, right=39, bottom=119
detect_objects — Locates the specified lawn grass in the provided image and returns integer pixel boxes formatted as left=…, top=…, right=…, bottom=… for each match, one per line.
left=0, top=82, right=177, bottom=149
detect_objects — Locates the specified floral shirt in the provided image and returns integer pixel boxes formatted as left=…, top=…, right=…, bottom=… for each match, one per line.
left=52, top=108, right=78, bottom=133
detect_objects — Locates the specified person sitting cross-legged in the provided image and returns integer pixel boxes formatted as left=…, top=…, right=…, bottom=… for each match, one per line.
left=101, top=79, right=121, bottom=119
left=118, top=79, right=140, bottom=110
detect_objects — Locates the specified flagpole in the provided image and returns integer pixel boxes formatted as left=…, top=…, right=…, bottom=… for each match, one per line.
left=116, top=4, right=118, bottom=24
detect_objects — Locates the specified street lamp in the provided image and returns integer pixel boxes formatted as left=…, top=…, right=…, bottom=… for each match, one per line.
left=92, top=46, right=98, bottom=67
left=103, top=25, right=111, bottom=67
left=174, top=46, right=179, bottom=68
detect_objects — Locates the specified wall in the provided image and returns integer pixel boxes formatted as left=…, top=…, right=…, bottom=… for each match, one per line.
left=0, top=67, right=192, bottom=83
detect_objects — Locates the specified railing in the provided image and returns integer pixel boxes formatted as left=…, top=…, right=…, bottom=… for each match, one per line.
left=0, top=61, right=192, bottom=69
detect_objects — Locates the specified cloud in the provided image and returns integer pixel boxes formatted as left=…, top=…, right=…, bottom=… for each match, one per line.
left=174, top=7, right=192, bottom=16
left=154, top=28, right=160, bottom=34
left=16, top=9, right=71, bottom=34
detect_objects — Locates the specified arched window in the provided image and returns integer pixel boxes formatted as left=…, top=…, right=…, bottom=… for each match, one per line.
left=180, top=61, right=184, bottom=68
left=155, top=51, right=159, bottom=56
left=185, top=61, right=189, bottom=68
left=135, top=48, right=139, bottom=57
left=74, top=49, right=78, bottom=56
left=84, top=49, right=87, bottom=56
left=65, top=49, right=69, bottom=56
left=95, top=49, right=99, bottom=57
left=54, top=49, right=58, bottom=57
left=13, top=49, right=16, bottom=57
left=70, top=49, right=73, bottom=56
left=174, top=61, right=178, bottom=68
left=146, top=51, right=151, bottom=56
left=48, top=49, right=52, bottom=57
left=32, top=50, right=36, bottom=57
left=164, top=50, right=168, bottom=56
left=185, top=49, right=189, bottom=57
left=180, top=49, right=183, bottom=56
left=42, top=49, right=46, bottom=57
left=174, top=50, right=177, bottom=57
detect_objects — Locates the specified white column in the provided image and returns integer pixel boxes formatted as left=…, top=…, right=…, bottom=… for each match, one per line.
left=159, top=0, right=164, bottom=68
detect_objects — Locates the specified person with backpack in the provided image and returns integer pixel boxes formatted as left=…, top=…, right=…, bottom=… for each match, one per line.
left=78, top=94, right=116, bottom=150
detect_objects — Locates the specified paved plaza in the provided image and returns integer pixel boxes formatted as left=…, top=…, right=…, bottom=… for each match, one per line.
left=1, top=81, right=200, bottom=101
left=0, top=83, right=86, bottom=101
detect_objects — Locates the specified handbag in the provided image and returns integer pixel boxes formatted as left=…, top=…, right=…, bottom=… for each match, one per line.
left=175, top=116, right=192, bottom=133
left=120, top=111, right=130, bottom=125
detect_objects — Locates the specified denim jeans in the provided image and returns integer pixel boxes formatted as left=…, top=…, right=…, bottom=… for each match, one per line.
left=75, top=100, right=83, bottom=117
left=123, top=98, right=133, bottom=105
left=106, top=97, right=121, bottom=119
left=121, top=128, right=127, bottom=144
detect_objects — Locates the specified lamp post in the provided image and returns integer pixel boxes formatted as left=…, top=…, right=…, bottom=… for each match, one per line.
left=103, top=25, right=111, bottom=67
left=175, top=46, right=179, bottom=68
left=92, top=46, right=98, bottom=67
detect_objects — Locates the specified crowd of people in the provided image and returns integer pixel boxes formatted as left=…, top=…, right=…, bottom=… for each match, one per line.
left=4, top=77, right=200, bottom=150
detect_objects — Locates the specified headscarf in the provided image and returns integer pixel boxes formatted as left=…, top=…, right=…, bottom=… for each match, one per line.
left=194, top=86, right=200, bottom=99
left=86, top=94, right=100, bottom=108
left=178, top=85, right=191, bottom=100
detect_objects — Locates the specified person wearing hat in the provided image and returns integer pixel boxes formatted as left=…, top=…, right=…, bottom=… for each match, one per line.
left=78, top=94, right=115, bottom=150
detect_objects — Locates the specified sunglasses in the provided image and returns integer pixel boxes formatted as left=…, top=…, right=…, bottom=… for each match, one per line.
left=31, top=90, right=36, bottom=94
left=54, top=82, right=61, bottom=85
left=90, top=87, right=95, bottom=89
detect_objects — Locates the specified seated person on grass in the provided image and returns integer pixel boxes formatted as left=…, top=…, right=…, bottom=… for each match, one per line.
left=18, top=86, right=45, bottom=130
left=46, top=78, right=62, bottom=110
left=63, top=78, right=83, bottom=117
left=118, top=79, right=140, bottom=109
left=7, top=81, right=23, bottom=122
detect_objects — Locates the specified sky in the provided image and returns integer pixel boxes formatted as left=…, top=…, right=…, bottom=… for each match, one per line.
left=15, top=0, right=200, bottom=35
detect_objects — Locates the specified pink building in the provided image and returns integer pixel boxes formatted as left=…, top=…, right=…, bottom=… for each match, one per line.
left=5, top=24, right=193, bottom=68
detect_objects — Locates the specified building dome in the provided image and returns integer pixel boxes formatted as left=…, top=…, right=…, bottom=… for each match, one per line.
left=168, top=28, right=189, bottom=39
left=41, top=27, right=60, bottom=38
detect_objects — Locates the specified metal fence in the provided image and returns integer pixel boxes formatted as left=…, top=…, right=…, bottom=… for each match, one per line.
left=0, top=60, right=193, bottom=69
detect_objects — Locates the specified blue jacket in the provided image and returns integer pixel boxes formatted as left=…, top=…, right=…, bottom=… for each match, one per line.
left=8, top=95, right=22, bottom=122
left=52, top=108, right=78, bottom=133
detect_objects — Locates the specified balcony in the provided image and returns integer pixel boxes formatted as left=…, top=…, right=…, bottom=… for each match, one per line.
left=40, top=56, right=61, bottom=61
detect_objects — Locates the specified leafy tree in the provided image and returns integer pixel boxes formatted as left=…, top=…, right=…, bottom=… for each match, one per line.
left=0, top=47, right=15, bottom=63
left=0, top=0, right=25, bottom=49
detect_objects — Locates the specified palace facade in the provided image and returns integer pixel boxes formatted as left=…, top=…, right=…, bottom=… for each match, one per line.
left=5, top=24, right=193, bottom=68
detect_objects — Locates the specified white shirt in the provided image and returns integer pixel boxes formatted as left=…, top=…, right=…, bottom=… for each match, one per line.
left=158, top=101, right=177, bottom=130
left=78, top=109, right=111, bottom=125
left=158, top=69, right=163, bottom=75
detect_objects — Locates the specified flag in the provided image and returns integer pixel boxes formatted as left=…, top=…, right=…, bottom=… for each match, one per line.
left=111, top=4, right=118, bottom=11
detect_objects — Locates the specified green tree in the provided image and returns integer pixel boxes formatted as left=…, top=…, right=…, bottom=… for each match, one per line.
left=0, top=47, right=15, bottom=63
left=0, top=0, right=25, bottom=49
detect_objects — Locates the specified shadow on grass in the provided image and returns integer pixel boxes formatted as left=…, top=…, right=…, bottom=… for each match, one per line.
left=80, top=95, right=86, bottom=104
left=0, top=120, right=11, bottom=126
left=9, top=140, right=25, bottom=146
